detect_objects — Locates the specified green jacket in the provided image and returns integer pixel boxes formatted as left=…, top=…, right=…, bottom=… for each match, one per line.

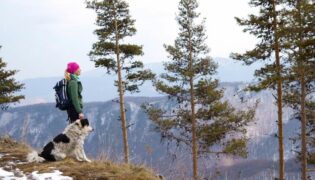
left=67, top=74, right=83, bottom=113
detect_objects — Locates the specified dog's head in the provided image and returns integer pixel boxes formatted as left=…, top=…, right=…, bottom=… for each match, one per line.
left=74, top=119, right=94, bottom=135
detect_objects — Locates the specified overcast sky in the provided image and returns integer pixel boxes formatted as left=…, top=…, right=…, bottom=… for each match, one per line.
left=0, top=0, right=257, bottom=80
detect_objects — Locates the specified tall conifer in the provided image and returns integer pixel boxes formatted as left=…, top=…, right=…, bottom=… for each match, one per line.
left=87, top=0, right=155, bottom=163
left=281, top=0, right=315, bottom=179
left=231, top=0, right=286, bottom=179
left=144, top=0, right=255, bottom=179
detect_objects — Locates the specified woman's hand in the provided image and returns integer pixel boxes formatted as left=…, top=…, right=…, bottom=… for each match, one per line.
left=79, top=113, right=85, bottom=119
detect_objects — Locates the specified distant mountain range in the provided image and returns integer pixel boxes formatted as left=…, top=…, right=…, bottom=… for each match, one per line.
left=18, top=57, right=262, bottom=106
left=2, top=82, right=315, bottom=179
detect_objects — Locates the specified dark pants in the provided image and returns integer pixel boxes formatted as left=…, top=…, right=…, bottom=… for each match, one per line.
left=67, top=105, right=79, bottom=124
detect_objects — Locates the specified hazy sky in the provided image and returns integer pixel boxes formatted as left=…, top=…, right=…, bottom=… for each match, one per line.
left=0, top=0, right=257, bottom=80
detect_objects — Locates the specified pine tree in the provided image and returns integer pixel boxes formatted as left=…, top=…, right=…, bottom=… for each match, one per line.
left=143, top=0, right=255, bottom=179
left=87, top=0, right=155, bottom=164
left=230, top=0, right=286, bottom=179
left=281, top=0, right=315, bottom=179
left=0, top=46, right=24, bottom=110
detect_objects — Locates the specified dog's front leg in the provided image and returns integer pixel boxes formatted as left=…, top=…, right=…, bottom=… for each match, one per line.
left=72, top=144, right=84, bottom=162
left=76, top=139, right=91, bottom=163
left=82, top=150, right=91, bottom=163
left=74, top=148, right=84, bottom=161
left=78, top=144, right=91, bottom=162
left=73, top=142, right=87, bottom=162
left=81, top=149, right=91, bottom=162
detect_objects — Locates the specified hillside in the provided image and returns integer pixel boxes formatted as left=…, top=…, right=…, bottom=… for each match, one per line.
left=0, top=84, right=301, bottom=179
left=0, top=136, right=161, bottom=180
left=2, top=83, right=315, bottom=179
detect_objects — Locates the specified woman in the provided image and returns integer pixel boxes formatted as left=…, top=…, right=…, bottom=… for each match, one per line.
left=65, top=62, right=84, bottom=123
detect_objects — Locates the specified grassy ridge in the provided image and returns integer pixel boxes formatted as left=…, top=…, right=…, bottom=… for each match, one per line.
left=0, top=136, right=161, bottom=180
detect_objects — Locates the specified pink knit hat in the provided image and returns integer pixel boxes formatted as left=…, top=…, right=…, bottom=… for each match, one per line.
left=66, top=62, right=80, bottom=74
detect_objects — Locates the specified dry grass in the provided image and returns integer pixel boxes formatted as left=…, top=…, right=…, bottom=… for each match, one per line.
left=0, top=135, right=161, bottom=180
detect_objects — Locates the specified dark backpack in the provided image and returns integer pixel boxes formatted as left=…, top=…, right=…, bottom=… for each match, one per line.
left=53, top=79, right=70, bottom=111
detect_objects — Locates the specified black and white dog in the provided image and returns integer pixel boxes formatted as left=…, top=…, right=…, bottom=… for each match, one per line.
left=27, top=119, right=93, bottom=163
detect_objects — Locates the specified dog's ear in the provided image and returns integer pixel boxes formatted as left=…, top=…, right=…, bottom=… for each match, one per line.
left=74, top=119, right=90, bottom=128
left=74, top=119, right=81, bottom=127
left=81, top=119, right=89, bottom=127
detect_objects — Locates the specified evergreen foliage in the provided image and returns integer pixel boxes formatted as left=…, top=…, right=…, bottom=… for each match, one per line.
left=0, top=46, right=24, bottom=110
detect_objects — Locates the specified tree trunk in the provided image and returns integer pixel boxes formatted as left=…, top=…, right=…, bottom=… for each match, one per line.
left=188, top=26, right=198, bottom=180
left=297, top=1, right=307, bottom=178
left=301, top=73, right=307, bottom=180
left=272, top=0, right=285, bottom=179
left=190, top=75, right=198, bottom=180
left=114, top=9, right=129, bottom=164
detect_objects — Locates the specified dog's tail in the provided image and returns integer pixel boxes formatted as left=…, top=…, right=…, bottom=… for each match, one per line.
left=27, top=151, right=45, bottom=163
